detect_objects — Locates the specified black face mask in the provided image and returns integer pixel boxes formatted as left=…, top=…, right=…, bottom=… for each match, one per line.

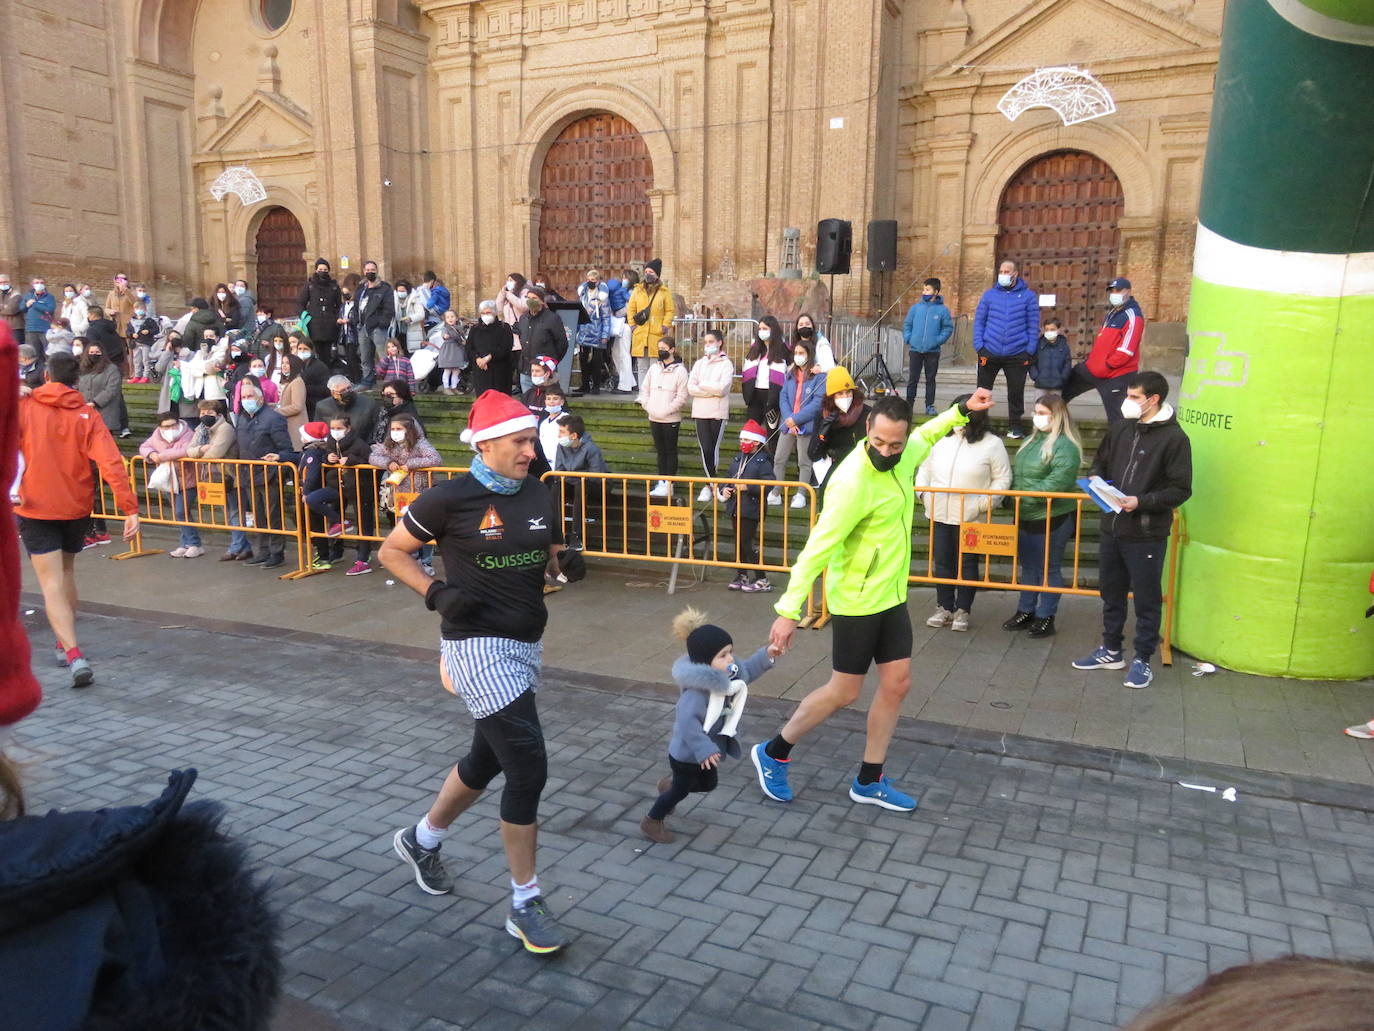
left=338, top=391, right=354, bottom=406
left=658, top=350, right=671, bottom=362
left=199, top=414, right=217, bottom=428
left=365, top=272, right=377, bottom=281
left=796, top=326, right=815, bottom=340
left=866, top=444, right=901, bottom=472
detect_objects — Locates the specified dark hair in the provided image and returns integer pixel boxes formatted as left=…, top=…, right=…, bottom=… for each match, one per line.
left=750, top=315, right=788, bottom=364
left=791, top=338, right=816, bottom=368
left=62, top=282, right=76, bottom=293
left=703, top=329, right=724, bottom=346
left=1044, top=318, right=1061, bottom=329
left=381, top=377, right=413, bottom=404
left=924, top=278, right=942, bottom=292
left=363, top=259, right=378, bottom=269
left=952, top=393, right=990, bottom=443
left=423, top=270, right=437, bottom=282
left=257, top=304, right=274, bottom=317
left=543, top=381, right=567, bottom=400
left=506, top=272, right=527, bottom=293
left=535, top=273, right=554, bottom=291
left=622, top=268, right=640, bottom=287
left=385, top=336, right=405, bottom=353
left=280, top=353, right=302, bottom=382
left=46, top=352, right=79, bottom=386
left=329, top=413, right=352, bottom=428
left=155, top=411, right=180, bottom=426
left=87, top=305, right=105, bottom=319
left=395, top=279, right=412, bottom=293
left=868, top=395, right=912, bottom=429
left=189, top=297, right=208, bottom=309
left=558, top=413, right=586, bottom=438
left=386, top=413, right=421, bottom=449
left=1128, top=370, right=1169, bottom=404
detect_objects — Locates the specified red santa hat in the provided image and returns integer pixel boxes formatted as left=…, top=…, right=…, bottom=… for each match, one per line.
left=739, top=419, right=768, bottom=445
left=532, top=355, right=557, bottom=376
left=461, top=389, right=538, bottom=447
left=299, top=421, right=329, bottom=443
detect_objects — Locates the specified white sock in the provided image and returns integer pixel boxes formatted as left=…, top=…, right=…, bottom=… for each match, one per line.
left=415, top=815, right=446, bottom=850
left=512, top=876, right=540, bottom=908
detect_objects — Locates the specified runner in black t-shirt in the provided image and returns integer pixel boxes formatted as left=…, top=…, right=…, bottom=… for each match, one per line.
left=379, top=390, right=584, bottom=955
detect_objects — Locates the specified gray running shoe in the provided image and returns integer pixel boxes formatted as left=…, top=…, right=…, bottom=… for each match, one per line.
left=69, top=658, right=94, bottom=689
left=505, top=896, right=568, bottom=954
left=393, top=825, right=453, bottom=895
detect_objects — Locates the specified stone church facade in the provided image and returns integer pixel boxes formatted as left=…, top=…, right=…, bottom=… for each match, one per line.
left=0, top=0, right=1221, bottom=347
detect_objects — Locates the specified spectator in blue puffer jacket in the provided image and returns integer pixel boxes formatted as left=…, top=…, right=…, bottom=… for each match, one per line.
left=770, top=338, right=826, bottom=508
left=973, top=258, right=1040, bottom=439
left=903, top=278, right=954, bottom=415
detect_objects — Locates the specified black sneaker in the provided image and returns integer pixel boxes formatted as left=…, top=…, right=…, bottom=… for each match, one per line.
left=505, top=896, right=568, bottom=954
left=392, top=825, right=453, bottom=895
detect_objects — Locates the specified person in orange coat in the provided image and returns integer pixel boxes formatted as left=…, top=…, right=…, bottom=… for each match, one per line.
left=0, top=324, right=42, bottom=730
left=14, top=350, right=139, bottom=689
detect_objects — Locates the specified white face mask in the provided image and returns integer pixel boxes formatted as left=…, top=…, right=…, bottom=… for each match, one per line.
left=82, top=288, right=92, bottom=298
left=256, top=314, right=268, bottom=324
left=160, top=427, right=180, bottom=442
left=997, top=273, right=1013, bottom=288
left=235, top=286, right=246, bottom=295
left=531, top=374, right=546, bottom=386
left=1109, top=292, right=1126, bottom=307
left=397, top=290, right=407, bottom=298
left=481, top=313, right=495, bottom=324
left=1120, top=398, right=1144, bottom=420
left=704, top=344, right=720, bottom=356
left=1043, top=330, right=1059, bottom=341
left=33, top=284, right=46, bottom=294
left=137, top=291, right=148, bottom=299
left=835, top=395, right=853, bottom=413
left=250, top=366, right=265, bottom=378
left=794, top=353, right=808, bottom=367
left=1032, top=413, right=1052, bottom=432
left=758, top=328, right=771, bottom=341
left=64, top=290, right=74, bottom=299
left=217, top=292, right=227, bottom=300
left=390, top=429, right=407, bottom=443
left=505, top=280, right=515, bottom=291
left=330, top=429, right=347, bottom=441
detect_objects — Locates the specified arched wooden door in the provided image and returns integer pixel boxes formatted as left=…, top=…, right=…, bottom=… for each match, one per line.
left=997, top=151, right=1123, bottom=350
left=254, top=206, right=306, bottom=318
left=538, top=113, right=653, bottom=291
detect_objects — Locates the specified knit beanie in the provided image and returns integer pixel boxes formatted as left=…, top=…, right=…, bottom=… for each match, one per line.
left=687, top=623, right=733, bottom=665
left=826, top=366, right=856, bottom=396
left=646, top=258, right=663, bottom=277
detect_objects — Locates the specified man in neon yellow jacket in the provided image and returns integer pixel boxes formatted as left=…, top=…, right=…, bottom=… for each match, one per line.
left=752, top=389, right=994, bottom=811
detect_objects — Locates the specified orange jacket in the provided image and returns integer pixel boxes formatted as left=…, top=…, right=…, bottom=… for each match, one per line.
left=15, top=382, right=136, bottom=520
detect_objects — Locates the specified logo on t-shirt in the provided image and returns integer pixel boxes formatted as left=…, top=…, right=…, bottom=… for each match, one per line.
left=527, top=515, right=546, bottom=531
left=478, top=504, right=504, bottom=541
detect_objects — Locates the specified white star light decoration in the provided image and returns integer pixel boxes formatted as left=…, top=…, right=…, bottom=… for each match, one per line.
left=209, top=166, right=268, bottom=205
left=998, top=67, right=1116, bottom=127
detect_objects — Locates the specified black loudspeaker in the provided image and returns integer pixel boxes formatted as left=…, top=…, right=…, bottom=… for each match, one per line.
left=867, top=220, right=898, bottom=272
left=816, top=219, right=852, bottom=275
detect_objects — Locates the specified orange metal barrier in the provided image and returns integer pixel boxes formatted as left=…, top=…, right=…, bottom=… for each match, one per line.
left=288, top=463, right=469, bottom=579
left=540, top=470, right=822, bottom=620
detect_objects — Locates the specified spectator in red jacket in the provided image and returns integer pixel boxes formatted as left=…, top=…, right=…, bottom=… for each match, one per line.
left=1061, top=277, right=1145, bottom=424
left=14, top=351, right=139, bottom=689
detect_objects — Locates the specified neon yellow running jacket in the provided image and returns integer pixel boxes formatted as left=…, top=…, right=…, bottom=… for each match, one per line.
left=775, top=405, right=969, bottom=619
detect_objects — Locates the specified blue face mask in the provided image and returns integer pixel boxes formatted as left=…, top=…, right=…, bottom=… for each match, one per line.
left=242, top=399, right=261, bottom=415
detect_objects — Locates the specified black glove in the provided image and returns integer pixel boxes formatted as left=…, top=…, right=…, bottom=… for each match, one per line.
left=556, top=548, right=586, bottom=583
left=425, top=580, right=473, bottom=622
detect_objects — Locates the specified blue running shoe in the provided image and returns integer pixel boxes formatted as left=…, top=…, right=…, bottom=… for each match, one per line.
left=1123, top=657, right=1154, bottom=689
left=848, top=777, right=917, bottom=812
left=1071, top=645, right=1126, bottom=671
left=750, top=742, right=793, bottom=802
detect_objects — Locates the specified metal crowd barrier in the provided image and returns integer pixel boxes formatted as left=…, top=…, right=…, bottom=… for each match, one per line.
left=92, top=457, right=1179, bottom=660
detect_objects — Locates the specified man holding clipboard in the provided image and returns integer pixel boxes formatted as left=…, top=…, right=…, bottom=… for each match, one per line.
left=1071, top=371, right=1192, bottom=689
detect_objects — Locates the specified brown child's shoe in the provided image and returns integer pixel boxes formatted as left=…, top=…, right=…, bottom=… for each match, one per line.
left=640, top=816, right=675, bottom=844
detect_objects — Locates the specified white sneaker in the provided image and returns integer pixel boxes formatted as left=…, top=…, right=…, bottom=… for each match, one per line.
left=169, top=547, right=188, bottom=558
left=649, top=481, right=669, bottom=498
left=183, top=546, right=205, bottom=558
left=926, top=607, right=953, bottom=628
left=767, top=489, right=782, bottom=507
left=951, top=609, right=970, bottom=632
left=790, top=492, right=807, bottom=509
left=697, top=486, right=712, bottom=502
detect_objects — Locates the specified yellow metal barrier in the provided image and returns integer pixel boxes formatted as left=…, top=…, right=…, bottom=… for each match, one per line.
left=539, top=470, right=823, bottom=621
left=288, top=463, right=469, bottom=579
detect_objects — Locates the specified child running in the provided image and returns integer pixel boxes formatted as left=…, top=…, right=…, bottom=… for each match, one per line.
left=641, top=607, right=778, bottom=843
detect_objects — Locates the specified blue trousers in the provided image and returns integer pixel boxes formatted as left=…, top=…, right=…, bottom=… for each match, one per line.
left=1016, top=514, right=1076, bottom=618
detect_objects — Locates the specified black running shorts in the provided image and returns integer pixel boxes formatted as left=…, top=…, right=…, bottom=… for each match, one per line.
left=17, top=516, right=90, bottom=556
left=830, top=603, right=913, bottom=675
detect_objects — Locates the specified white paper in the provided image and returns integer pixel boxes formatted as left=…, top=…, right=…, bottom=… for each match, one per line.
left=1087, top=475, right=1128, bottom=513
left=1038, top=293, right=1057, bottom=307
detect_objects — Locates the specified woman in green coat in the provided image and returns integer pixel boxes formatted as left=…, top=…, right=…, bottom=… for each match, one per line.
left=1003, top=394, right=1083, bottom=637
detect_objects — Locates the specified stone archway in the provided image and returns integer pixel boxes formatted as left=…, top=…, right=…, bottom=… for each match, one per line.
left=536, top=113, right=654, bottom=291
left=996, top=150, right=1125, bottom=349
left=252, top=206, right=306, bottom=318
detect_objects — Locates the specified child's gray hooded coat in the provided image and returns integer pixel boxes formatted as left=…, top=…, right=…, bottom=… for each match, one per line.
left=668, top=645, right=774, bottom=763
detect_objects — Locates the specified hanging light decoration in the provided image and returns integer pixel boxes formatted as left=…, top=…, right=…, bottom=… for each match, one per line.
left=209, top=166, right=268, bottom=205
left=998, top=66, right=1116, bottom=126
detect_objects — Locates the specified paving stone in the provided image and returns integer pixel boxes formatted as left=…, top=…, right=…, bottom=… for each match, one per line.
left=14, top=611, right=1374, bottom=1031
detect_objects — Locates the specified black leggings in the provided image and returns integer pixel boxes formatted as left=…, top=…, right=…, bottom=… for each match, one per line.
left=650, top=421, right=680, bottom=477
left=695, top=418, right=725, bottom=479
left=648, top=755, right=718, bottom=820
left=456, top=690, right=547, bottom=825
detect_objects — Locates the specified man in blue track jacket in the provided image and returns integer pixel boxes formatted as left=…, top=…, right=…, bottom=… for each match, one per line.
left=902, top=278, right=954, bottom=415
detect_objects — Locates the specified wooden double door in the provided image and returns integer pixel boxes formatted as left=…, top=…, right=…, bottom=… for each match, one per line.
left=537, top=113, right=654, bottom=292
left=254, top=206, right=306, bottom=318
left=997, top=150, right=1124, bottom=351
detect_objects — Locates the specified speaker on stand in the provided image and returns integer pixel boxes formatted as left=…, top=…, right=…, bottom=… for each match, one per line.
left=816, top=218, right=852, bottom=325
left=867, top=219, right=898, bottom=316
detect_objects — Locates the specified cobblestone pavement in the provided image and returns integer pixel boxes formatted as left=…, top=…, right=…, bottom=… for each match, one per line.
left=14, top=610, right=1374, bottom=1031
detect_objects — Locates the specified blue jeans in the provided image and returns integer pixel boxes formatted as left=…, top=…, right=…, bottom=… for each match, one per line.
left=222, top=479, right=251, bottom=554
left=172, top=490, right=202, bottom=549
left=1017, top=514, right=1076, bottom=618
